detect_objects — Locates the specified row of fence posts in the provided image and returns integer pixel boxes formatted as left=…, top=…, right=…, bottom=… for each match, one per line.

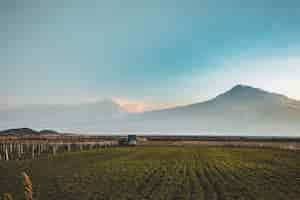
left=0, top=141, right=117, bottom=161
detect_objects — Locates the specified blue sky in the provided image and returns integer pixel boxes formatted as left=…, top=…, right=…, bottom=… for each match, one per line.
left=1, top=0, right=300, bottom=110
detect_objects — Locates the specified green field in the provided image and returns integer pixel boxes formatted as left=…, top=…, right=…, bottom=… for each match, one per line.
left=0, top=146, right=300, bottom=200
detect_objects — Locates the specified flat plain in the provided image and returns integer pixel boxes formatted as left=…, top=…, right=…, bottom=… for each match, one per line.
left=0, top=146, right=300, bottom=200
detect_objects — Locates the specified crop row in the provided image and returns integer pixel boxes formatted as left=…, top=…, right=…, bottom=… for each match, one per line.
left=0, top=146, right=300, bottom=200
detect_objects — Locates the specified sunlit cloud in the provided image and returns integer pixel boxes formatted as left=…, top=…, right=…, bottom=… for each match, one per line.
left=113, top=98, right=176, bottom=113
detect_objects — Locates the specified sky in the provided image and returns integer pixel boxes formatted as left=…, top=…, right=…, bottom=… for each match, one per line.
left=1, top=0, right=300, bottom=111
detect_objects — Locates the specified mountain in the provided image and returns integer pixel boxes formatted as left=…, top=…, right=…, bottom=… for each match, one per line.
left=1, top=85, right=300, bottom=136
left=124, top=85, right=300, bottom=135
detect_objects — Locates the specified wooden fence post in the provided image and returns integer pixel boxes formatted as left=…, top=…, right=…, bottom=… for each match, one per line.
left=5, top=145, right=9, bottom=161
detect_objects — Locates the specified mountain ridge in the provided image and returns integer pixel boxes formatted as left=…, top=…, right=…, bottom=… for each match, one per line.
left=1, top=84, right=300, bottom=136
left=125, top=85, right=300, bottom=135
left=139, top=84, right=299, bottom=115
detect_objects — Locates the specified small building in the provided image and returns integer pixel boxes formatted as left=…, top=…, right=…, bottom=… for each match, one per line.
left=118, top=135, right=137, bottom=146
left=127, top=135, right=137, bottom=146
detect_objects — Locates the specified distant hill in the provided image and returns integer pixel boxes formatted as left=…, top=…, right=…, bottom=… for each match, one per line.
left=38, top=129, right=60, bottom=136
left=0, top=128, right=60, bottom=136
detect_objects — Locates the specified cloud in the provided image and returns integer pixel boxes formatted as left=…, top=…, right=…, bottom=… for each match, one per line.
left=113, top=98, right=176, bottom=113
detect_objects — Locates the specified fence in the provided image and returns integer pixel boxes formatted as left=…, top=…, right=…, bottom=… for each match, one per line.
left=0, top=140, right=118, bottom=161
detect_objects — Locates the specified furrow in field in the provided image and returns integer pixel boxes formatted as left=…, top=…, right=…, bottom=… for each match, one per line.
left=170, top=160, right=191, bottom=200
left=213, top=162, right=256, bottom=200
left=188, top=162, right=205, bottom=200
left=137, top=164, right=169, bottom=199
left=203, top=164, right=228, bottom=200
left=195, top=167, right=218, bottom=200
left=135, top=165, right=160, bottom=194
